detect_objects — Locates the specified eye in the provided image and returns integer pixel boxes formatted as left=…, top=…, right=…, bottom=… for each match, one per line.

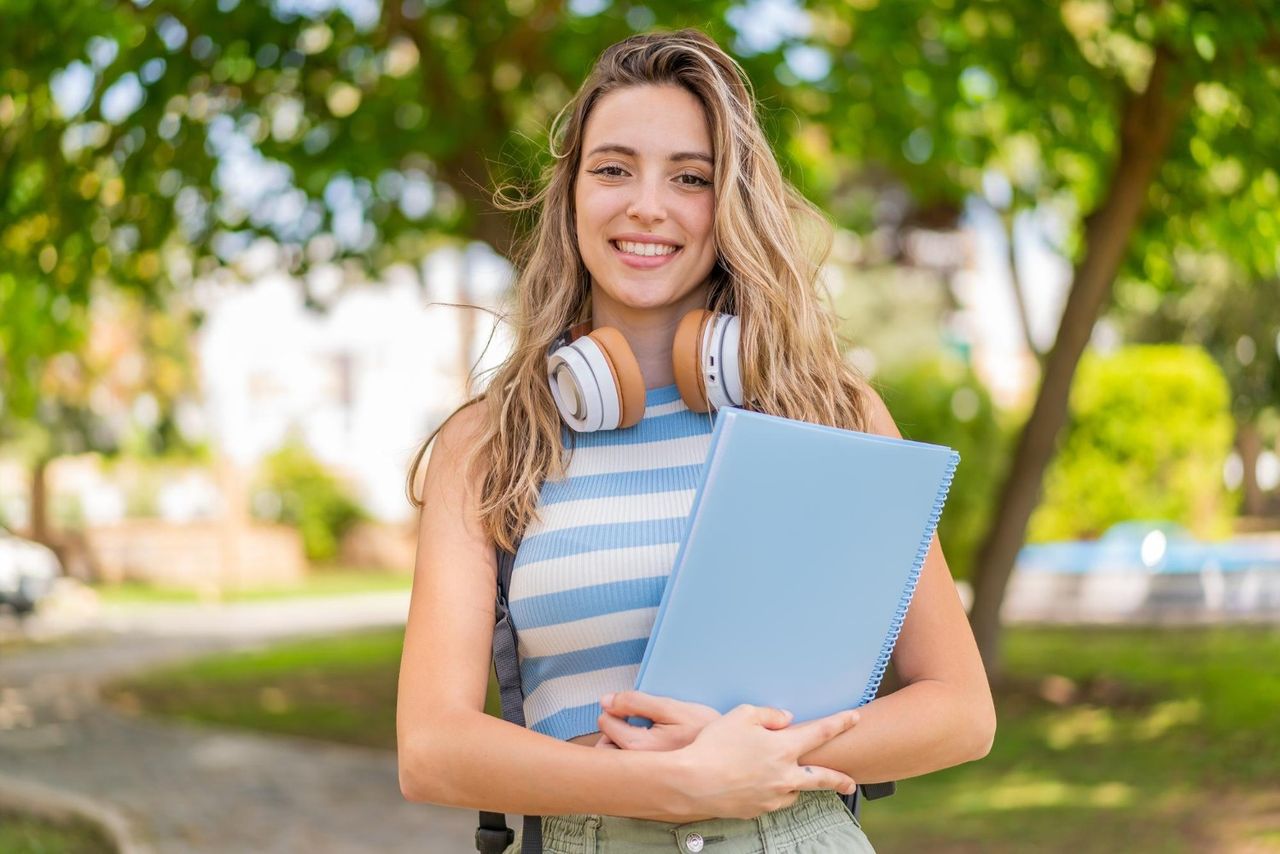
left=677, top=173, right=712, bottom=187
left=588, top=165, right=628, bottom=178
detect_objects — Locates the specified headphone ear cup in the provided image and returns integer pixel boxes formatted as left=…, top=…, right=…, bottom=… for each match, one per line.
left=673, top=309, right=714, bottom=413
left=586, top=327, right=646, bottom=428
left=704, top=313, right=743, bottom=409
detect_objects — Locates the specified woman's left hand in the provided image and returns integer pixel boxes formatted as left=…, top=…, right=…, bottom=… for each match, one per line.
left=595, top=690, right=721, bottom=751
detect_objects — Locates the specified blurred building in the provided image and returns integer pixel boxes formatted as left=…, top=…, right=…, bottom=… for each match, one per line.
left=193, top=241, right=513, bottom=524
left=954, top=199, right=1073, bottom=411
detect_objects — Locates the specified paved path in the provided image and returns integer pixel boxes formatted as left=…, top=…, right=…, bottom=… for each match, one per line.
left=0, top=592, right=481, bottom=852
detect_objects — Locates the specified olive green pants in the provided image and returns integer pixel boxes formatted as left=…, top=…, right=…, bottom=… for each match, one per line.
left=503, top=790, right=876, bottom=853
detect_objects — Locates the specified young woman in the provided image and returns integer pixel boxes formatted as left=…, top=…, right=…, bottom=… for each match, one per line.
left=398, top=28, right=995, bottom=853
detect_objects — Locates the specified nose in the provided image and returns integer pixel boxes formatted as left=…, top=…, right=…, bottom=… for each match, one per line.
left=626, top=175, right=667, bottom=224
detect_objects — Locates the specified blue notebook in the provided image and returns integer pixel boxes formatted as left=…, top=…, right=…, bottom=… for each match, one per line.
left=631, top=407, right=959, bottom=724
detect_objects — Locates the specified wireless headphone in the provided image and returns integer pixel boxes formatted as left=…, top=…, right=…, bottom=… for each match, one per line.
left=547, top=309, right=743, bottom=432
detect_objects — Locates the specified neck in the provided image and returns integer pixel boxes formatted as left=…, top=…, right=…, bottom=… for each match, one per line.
left=590, top=283, right=709, bottom=389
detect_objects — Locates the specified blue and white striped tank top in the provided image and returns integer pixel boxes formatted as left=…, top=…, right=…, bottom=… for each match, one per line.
left=508, top=384, right=717, bottom=740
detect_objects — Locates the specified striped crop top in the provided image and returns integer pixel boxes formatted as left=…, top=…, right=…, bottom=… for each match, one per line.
left=508, top=384, right=717, bottom=740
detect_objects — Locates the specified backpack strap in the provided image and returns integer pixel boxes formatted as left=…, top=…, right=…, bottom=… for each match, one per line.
left=476, top=543, right=542, bottom=854
left=861, top=782, right=896, bottom=801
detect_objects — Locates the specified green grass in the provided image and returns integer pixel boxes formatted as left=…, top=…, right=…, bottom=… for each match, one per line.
left=103, top=627, right=417, bottom=749
left=868, top=625, right=1280, bottom=853
left=93, top=566, right=412, bottom=606
left=104, top=625, right=1280, bottom=852
left=0, top=633, right=89, bottom=653
left=0, top=809, right=116, bottom=853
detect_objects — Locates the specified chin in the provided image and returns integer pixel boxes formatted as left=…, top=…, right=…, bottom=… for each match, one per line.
left=608, top=285, right=687, bottom=311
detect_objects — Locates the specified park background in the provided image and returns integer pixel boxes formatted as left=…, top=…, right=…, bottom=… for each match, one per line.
left=1, top=0, right=1278, bottom=851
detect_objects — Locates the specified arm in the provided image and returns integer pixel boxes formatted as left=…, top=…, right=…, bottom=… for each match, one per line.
left=794, top=387, right=997, bottom=781
left=599, top=387, right=997, bottom=780
left=396, top=402, right=860, bottom=820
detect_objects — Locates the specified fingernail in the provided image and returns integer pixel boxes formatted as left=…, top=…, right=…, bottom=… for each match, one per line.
left=601, top=693, right=615, bottom=707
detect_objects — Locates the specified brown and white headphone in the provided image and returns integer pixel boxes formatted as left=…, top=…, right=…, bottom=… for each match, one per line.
left=547, top=309, right=743, bottom=432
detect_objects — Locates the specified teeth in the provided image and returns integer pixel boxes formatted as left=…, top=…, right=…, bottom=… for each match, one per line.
left=614, top=240, right=678, bottom=257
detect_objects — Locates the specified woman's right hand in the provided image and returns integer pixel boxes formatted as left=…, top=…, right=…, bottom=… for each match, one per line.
left=667, top=704, right=860, bottom=821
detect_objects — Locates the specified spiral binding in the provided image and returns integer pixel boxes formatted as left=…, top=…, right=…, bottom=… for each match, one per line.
left=858, top=449, right=961, bottom=707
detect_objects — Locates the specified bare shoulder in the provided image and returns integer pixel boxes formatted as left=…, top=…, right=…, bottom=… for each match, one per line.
left=861, top=383, right=903, bottom=440
left=416, top=397, right=493, bottom=500
left=432, top=397, right=493, bottom=464
left=412, top=396, right=499, bottom=576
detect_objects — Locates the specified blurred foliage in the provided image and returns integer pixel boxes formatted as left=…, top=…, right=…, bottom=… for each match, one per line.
left=832, top=262, right=953, bottom=374
left=95, top=567, right=410, bottom=604
left=7, top=1, right=1276, bottom=408
left=0, top=809, right=117, bottom=854
left=49, top=490, right=87, bottom=531
left=804, top=1, right=1280, bottom=271
left=0, top=287, right=207, bottom=464
left=1114, top=269, right=1280, bottom=514
left=252, top=437, right=367, bottom=561
left=1030, top=345, right=1236, bottom=542
left=876, top=356, right=1011, bottom=581
left=0, top=0, right=806, bottom=416
left=1116, top=271, right=1280, bottom=426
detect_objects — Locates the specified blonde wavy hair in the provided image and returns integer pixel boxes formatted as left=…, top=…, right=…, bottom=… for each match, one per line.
left=407, top=27, right=874, bottom=552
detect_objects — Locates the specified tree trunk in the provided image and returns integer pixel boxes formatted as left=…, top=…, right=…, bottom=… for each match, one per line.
left=1000, top=208, right=1042, bottom=365
left=1237, top=418, right=1265, bottom=517
left=457, top=245, right=479, bottom=394
left=29, top=456, right=51, bottom=545
left=968, top=47, right=1190, bottom=680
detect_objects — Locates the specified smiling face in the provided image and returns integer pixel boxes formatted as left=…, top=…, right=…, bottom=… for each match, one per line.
left=574, top=84, right=718, bottom=321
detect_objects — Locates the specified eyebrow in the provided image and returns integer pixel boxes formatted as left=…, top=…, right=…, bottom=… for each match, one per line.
left=585, top=144, right=714, bottom=165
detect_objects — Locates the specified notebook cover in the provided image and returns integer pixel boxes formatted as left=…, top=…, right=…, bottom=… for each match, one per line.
left=630, top=407, right=959, bottom=725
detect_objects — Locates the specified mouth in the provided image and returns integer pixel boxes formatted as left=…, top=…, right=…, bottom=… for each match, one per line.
left=609, top=240, right=684, bottom=270
left=610, top=239, right=683, bottom=258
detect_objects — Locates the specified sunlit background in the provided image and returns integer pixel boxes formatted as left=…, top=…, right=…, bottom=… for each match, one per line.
left=2, top=1, right=1278, bottom=851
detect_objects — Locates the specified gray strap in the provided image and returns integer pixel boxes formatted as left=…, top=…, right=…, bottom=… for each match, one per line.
left=476, top=544, right=542, bottom=853
left=493, top=601, right=526, bottom=729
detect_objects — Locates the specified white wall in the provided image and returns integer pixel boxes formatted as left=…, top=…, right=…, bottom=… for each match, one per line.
left=195, top=243, right=513, bottom=522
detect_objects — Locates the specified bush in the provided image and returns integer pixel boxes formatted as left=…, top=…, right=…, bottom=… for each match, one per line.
left=1029, top=344, right=1237, bottom=541
left=876, top=356, right=1012, bottom=581
left=253, top=439, right=368, bottom=562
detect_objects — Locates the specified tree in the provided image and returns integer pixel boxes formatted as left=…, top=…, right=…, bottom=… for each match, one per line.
left=1, top=1, right=810, bottom=417
left=0, top=286, right=204, bottom=548
left=3, top=2, right=833, bottom=560
left=797, top=0, right=1280, bottom=677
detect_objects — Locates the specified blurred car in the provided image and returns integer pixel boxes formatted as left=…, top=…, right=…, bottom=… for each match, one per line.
left=1016, top=519, right=1280, bottom=575
left=0, top=524, right=61, bottom=615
